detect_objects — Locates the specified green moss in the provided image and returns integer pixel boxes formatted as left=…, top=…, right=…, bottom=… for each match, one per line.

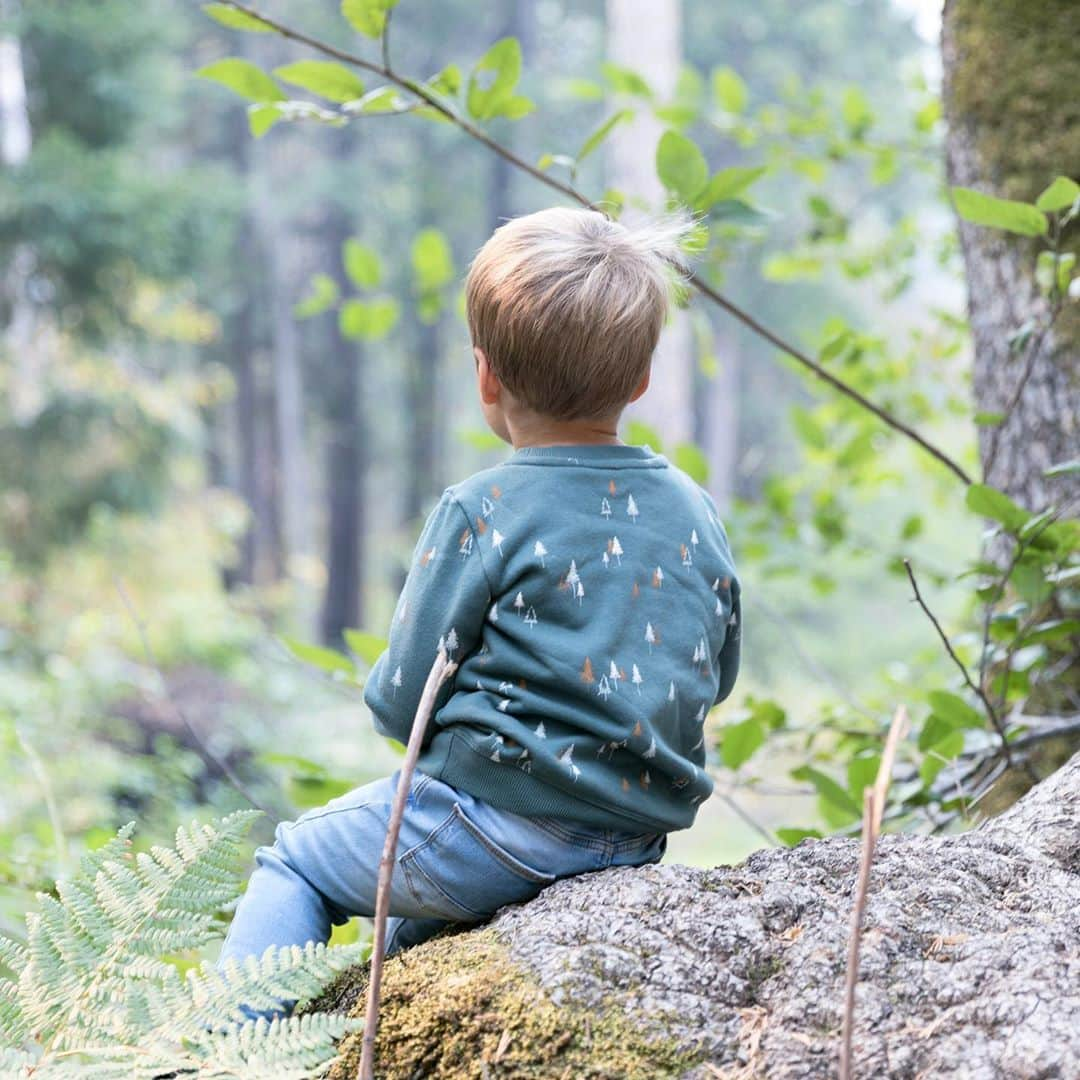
left=320, top=929, right=702, bottom=1080
left=948, top=0, right=1080, bottom=203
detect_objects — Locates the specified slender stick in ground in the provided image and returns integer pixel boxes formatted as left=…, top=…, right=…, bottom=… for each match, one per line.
left=838, top=705, right=908, bottom=1080
left=214, top=0, right=971, bottom=487
left=359, top=647, right=457, bottom=1080
left=114, top=576, right=276, bottom=816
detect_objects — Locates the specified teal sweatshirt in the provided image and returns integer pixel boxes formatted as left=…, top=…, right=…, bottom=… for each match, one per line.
left=364, top=443, right=741, bottom=834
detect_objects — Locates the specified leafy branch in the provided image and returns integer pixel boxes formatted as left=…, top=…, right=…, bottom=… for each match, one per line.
left=204, top=0, right=972, bottom=485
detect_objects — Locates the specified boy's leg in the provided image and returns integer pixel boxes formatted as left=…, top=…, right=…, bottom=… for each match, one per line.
left=219, top=771, right=449, bottom=969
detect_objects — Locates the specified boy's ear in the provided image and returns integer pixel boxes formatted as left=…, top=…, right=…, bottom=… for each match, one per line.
left=475, top=346, right=502, bottom=406
left=628, top=366, right=651, bottom=404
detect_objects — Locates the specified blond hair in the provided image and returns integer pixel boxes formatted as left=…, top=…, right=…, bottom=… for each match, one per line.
left=465, top=207, right=692, bottom=421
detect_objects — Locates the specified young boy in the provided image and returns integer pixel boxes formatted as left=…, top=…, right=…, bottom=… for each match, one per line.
left=219, top=206, right=741, bottom=972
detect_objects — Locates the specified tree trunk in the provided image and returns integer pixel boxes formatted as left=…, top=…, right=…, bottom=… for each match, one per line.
left=606, top=0, right=695, bottom=448
left=312, top=751, right=1080, bottom=1079
left=942, top=0, right=1080, bottom=513
left=319, top=156, right=366, bottom=647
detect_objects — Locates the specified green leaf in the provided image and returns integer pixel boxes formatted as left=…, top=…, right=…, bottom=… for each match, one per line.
left=720, top=717, right=765, bottom=770
left=427, top=63, right=462, bottom=97
left=672, top=443, right=709, bottom=484
left=1020, top=619, right=1080, bottom=646
left=762, top=252, right=823, bottom=282
left=341, top=0, right=399, bottom=38
left=846, top=754, right=881, bottom=800
left=791, top=765, right=862, bottom=826
left=926, top=690, right=984, bottom=730
left=202, top=3, right=275, bottom=32
left=197, top=58, right=285, bottom=103
left=624, top=419, right=663, bottom=451
left=467, top=38, right=532, bottom=122
left=712, top=66, right=747, bottom=113
left=560, top=77, right=605, bottom=101
left=1035, top=175, right=1080, bottom=213
left=840, top=86, right=874, bottom=138
left=694, top=165, right=767, bottom=210
left=411, top=228, right=455, bottom=291
left=974, top=411, right=1005, bottom=427
left=952, top=187, right=1048, bottom=237
left=900, top=514, right=923, bottom=541
left=577, top=109, right=633, bottom=165
left=748, top=697, right=787, bottom=731
left=457, top=427, right=507, bottom=452
left=281, top=636, right=355, bottom=677
left=294, top=272, right=340, bottom=318
left=918, top=713, right=955, bottom=752
left=343, top=629, right=388, bottom=665
left=600, top=62, right=652, bottom=98
left=248, top=102, right=282, bottom=137
left=965, top=483, right=1031, bottom=532
left=920, top=729, right=964, bottom=784
left=776, top=827, right=822, bottom=847
left=656, top=130, right=709, bottom=202
left=273, top=60, right=364, bottom=103
left=339, top=298, right=399, bottom=340
left=343, top=239, right=381, bottom=289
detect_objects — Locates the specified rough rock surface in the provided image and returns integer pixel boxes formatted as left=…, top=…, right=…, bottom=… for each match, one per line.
left=321, top=753, right=1080, bottom=1078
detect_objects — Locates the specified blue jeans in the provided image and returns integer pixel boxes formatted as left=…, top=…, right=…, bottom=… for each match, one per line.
left=219, top=769, right=666, bottom=968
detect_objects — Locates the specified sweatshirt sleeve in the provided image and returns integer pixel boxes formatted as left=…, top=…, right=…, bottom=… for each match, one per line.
left=714, top=575, right=741, bottom=706
left=364, top=490, right=492, bottom=746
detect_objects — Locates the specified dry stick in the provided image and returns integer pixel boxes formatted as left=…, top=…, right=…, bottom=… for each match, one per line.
left=114, top=577, right=276, bottom=816
left=217, top=0, right=971, bottom=487
left=359, top=648, right=457, bottom=1080
left=838, top=705, right=908, bottom=1080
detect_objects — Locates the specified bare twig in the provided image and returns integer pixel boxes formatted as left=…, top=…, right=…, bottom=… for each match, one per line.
left=359, top=648, right=456, bottom=1080
left=215, top=0, right=971, bottom=486
left=713, top=788, right=779, bottom=848
left=839, top=705, right=908, bottom=1080
left=983, top=300, right=1063, bottom=476
left=114, top=577, right=276, bottom=816
left=903, top=559, right=1017, bottom=771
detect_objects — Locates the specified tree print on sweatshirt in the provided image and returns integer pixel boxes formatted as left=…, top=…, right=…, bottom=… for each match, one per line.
left=626, top=494, right=639, bottom=523
left=534, top=540, right=548, bottom=567
left=557, top=744, right=581, bottom=781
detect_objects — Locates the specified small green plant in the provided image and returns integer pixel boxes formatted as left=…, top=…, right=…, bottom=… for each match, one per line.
left=0, top=812, right=364, bottom=1078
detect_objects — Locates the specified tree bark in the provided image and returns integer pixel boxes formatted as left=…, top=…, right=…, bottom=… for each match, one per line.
left=314, top=751, right=1080, bottom=1079
left=319, top=149, right=366, bottom=647
left=942, top=0, right=1080, bottom=513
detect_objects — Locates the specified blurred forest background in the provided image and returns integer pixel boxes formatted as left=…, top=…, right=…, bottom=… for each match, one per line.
left=1, top=0, right=1077, bottom=955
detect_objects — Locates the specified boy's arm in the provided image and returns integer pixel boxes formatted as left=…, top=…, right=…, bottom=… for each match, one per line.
left=364, top=490, right=491, bottom=745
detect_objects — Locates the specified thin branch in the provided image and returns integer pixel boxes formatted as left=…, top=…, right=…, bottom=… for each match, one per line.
left=114, top=577, right=276, bottom=817
left=903, top=559, right=1016, bottom=770
left=983, top=300, right=1062, bottom=476
left=359, top=648, right=457, bottom=1080
left=216, top=0, right=971, bottom=486
left=839, top=705, right=907, bottom=1080
left=713, top=788, right=779, bottom=848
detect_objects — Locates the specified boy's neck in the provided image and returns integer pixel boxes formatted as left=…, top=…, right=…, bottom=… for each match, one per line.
left=507, top=412, right=623, bottom=450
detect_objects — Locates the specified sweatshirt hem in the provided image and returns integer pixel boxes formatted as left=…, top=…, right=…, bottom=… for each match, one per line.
left=418, top=730, right=693, bottom=834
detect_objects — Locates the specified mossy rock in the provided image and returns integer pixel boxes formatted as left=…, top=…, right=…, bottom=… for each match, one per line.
left=310, top=755, right=1080, bottom=1078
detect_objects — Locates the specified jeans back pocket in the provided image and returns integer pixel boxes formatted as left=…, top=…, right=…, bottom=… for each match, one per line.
left=399, top=803, right=557, bottom=921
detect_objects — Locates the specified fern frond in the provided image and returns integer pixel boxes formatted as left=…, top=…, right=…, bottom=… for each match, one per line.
left=7, top=812, right=361, bottom=1079
left=190, top=1012, right=360, bottom=1079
